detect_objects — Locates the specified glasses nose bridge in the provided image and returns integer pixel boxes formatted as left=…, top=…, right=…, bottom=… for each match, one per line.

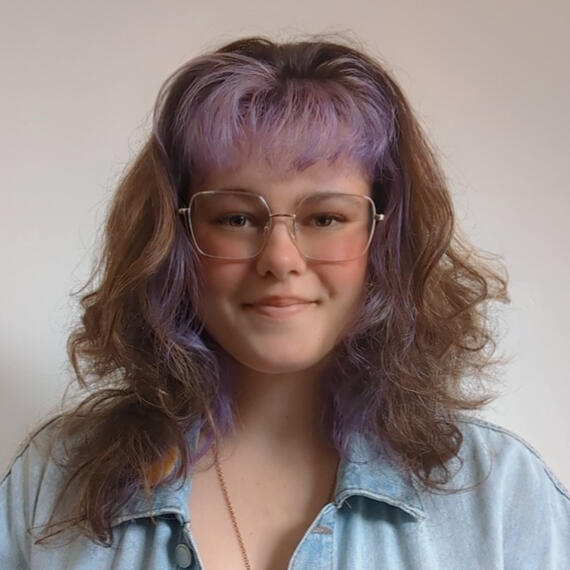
left=266, top=212, right=297, bottom=238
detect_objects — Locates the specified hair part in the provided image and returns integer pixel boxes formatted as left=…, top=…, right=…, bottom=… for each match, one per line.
left=37, top=35, right=508, bottom=545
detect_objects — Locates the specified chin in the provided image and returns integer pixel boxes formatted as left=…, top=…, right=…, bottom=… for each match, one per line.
left=231, top=346, right=331, bottom=376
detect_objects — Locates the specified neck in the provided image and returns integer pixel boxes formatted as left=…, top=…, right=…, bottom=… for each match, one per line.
left=230, top=362, right=329, bottom=451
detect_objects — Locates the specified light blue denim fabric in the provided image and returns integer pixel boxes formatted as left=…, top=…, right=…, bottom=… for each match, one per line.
left=1, top=416, right=569, bottom=569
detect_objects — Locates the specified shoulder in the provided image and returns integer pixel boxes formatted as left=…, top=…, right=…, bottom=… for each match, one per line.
left=1, top=415, right=67, bottom=488
left=1, top=416, right=69, bottom=534
left=0, top=416, right=71, bottom=566
left=431, top=415, right=570, bottom=558
left=414, top=417, right=570, bottom=567
left=453, top=415, right=569, bottom=500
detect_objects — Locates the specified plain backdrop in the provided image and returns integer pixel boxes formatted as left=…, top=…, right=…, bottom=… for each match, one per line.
left=1, top=0, right=568, bottom=488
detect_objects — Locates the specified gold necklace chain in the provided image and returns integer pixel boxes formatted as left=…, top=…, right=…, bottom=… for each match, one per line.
left=214, top=449, right=252, bottom=570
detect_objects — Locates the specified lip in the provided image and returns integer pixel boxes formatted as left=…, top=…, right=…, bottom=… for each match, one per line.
left=244, top=296, right=316, bottom=319
left=250, top=295, right=313, bottom=307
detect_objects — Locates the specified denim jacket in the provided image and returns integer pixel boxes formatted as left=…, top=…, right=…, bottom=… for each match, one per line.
left=1, top=416, right=569, bottom=569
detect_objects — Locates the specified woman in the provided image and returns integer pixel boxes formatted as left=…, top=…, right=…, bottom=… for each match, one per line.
left=1, top=36, right=569, bottom=569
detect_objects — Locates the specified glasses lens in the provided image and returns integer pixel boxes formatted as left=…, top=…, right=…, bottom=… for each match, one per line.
left=190, top=191, right=269, bottom=259
left=295, top=194, right=374, bottom=261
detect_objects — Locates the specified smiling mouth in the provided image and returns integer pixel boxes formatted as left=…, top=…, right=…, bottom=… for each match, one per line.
left=244, top=301, right=316, bottom=319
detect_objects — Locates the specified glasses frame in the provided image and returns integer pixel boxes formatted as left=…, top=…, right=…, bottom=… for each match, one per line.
left=178, top=189, right=385, bottom=262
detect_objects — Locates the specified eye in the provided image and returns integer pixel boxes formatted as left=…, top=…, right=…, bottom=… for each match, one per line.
left=215, top=213, right=254, bottom=228
left=307, top=213, right=345, bottom=227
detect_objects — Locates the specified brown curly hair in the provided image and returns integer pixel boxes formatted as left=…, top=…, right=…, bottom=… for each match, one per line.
left=37, top=35, right=508, bottom=545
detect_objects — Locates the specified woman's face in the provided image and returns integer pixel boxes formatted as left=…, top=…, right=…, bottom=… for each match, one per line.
left=193, top=156, right=371, bottom=377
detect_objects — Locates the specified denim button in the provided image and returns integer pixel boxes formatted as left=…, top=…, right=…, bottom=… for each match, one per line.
left=174, top=543, right=193, bottom=568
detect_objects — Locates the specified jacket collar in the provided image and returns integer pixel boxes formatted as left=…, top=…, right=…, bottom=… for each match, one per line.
left=112, top=478, right=192, bottom=528
left=333, top=432, right=426, bottom=520
left=111, top=430, right=425, bottom=527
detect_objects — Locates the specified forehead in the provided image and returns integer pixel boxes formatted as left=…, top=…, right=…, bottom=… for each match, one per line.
left=193, top=154, right=372, bottom=202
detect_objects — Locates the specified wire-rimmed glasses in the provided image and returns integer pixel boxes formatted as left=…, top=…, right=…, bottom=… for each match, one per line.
left=178, top=190, right=385, bottom=262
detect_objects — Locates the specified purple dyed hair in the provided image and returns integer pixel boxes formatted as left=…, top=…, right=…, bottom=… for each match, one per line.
left=155, top=40, right=395, bottom=186
left=37, top=36, right=508, bottom=545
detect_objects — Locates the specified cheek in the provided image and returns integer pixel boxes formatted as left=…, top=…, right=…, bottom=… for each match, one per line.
left=319, top=258, right=369, bottom=308
left=197, top=260, right=248, bottom=314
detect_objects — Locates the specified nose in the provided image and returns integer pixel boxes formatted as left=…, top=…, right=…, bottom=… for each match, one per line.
left=255, top=215, right=307, bottom=279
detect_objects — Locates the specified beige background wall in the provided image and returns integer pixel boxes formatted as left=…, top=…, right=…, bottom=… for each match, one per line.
left=1, top=0, right=569, bottom=487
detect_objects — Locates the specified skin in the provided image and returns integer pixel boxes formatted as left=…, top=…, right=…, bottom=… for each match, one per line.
left=188, top=156, right=373, bottom=569
left=194, top=156, right=372, bottom=387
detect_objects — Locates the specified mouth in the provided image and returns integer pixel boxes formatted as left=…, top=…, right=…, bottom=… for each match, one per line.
left=243, top=297, right=317, bottom=319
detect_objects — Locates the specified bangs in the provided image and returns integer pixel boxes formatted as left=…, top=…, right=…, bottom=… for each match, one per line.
left=163, top=55, right=396, bottom=185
